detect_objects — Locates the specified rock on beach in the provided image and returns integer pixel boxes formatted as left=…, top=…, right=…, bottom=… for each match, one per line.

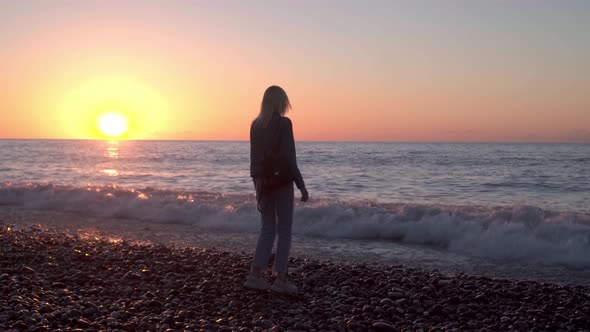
left=1, top=224, right=590, bottom=331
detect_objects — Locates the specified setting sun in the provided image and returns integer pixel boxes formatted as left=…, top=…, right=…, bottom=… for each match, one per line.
left=97, top=112, right=129, bottom=138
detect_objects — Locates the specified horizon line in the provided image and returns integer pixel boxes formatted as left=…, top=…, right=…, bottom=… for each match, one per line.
left=0, top=137, right=588, bottom=144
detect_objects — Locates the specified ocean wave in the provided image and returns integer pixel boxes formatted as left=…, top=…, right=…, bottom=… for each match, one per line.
left=2, top=182, right=590, bottom=267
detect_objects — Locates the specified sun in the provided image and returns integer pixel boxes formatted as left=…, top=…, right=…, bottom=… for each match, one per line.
left=97, top=112, right=129, bottom=138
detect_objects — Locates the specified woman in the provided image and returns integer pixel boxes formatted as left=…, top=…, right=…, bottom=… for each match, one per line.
left=245, top=85, right=309, bottom=294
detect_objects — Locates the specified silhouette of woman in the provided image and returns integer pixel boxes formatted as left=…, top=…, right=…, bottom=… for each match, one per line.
left=245, top=85, right=308, bottom=294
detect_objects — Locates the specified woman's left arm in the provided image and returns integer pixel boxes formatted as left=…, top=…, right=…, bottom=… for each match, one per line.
left=281, top=118, right=305, bottom=190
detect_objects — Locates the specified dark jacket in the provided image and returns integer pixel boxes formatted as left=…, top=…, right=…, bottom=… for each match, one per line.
left=250, top=113, right=305, bottom=189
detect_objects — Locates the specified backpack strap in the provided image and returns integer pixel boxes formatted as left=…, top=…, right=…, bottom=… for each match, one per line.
left=271, top=117, right=282, bottom=154
left=263, top=115, right=282, bottom=157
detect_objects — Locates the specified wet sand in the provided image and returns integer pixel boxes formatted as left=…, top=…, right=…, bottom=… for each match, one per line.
left=1, top=223, right=589, bottom=332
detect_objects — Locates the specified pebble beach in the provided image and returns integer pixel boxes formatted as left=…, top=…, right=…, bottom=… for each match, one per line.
left=1, top=223, right=590, bottom=332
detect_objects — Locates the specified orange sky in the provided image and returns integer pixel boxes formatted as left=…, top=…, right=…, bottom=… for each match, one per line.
left=1, top=1, right=589, bottom=142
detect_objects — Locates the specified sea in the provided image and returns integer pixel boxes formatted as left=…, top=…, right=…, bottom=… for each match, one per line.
left=1, top=140, right=589, bottom=285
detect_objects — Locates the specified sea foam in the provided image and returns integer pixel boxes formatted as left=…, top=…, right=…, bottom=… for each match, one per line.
left=2, top=182, right=589, bottom=267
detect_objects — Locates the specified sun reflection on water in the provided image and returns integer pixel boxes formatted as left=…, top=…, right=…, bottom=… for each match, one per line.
left=101, top=140, right=120, bottom=177
left=103, top=169, right=119, bottom=176
left=106, top=140, right=119, bottom=159
left=177, top=194, right=194, bottom=203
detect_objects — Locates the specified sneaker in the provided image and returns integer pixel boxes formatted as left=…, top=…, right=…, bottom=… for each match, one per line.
left=271, top=276, right=298, bottom=294
left=243, top=272, right=271, bottom=291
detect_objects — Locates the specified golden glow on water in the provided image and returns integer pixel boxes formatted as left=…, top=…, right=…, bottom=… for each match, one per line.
left=101, top=141, right=120, bottom=177
left=107, top=144, right=119, bottom=158
left=102, top=169, right=119, bottom=176
left=177, top=194, right=194, bottom=203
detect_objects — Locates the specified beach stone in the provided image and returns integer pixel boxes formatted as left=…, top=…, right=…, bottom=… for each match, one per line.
left=447, top=296, right=461, bottom=305
left=1, top=226, right=589, bottom=332
left=77, top=318, right=91, bottom=328
left=293, top=322, right=312, bottom=330
left=372, top=321, right=397, bottom=332
left=474, top=294, right=488, bottom=303
left=388, top=291, right=404, bottom=299
left=175, top=310, right=190, bottom=319
left=69, top=309, right=83, bottom=318
left=259, top=319, right=273, bottom=329
left=380, top=298, right=395, bottom=307
left=249, top=302, right=265, bottom=311
left=39, top=304, right=53, bottom=313
left=22, top=266, right=35, bottom=274
left=124, top=271, right=141, bottom=280
left=84, top=307, right=96, bottom=317
left=554, top=313, right=568, bottom=322
left=203, top=322, right=217, bottom=330
left=31, top=312, right=42, bottom=321
left=162, top=315, right=174, bottom=325
left=148, top=300, right=163, bottom=308
left=10, top=320, right=27, bottom=330
left=514, top=319, right=529, bottom=330
left=394, top=298, right=406, bottom=306
left=110, top=311, right=123, bottom=320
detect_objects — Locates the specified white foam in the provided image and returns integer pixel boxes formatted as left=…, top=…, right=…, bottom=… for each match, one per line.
left=2, top=182, right=590, bottom=267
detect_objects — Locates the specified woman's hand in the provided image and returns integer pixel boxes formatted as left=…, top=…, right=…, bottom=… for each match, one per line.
left=300, top=187, right=309, bottom=202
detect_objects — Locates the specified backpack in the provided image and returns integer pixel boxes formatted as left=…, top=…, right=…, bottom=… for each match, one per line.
left=259, top=119, right=293, bottom=191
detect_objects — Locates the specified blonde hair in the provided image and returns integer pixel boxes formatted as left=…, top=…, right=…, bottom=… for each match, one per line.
left=255, top=85, right=291, bottom=127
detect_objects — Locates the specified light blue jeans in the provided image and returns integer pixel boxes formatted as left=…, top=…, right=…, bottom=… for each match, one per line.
left=253, top=182, right=294, bottom=273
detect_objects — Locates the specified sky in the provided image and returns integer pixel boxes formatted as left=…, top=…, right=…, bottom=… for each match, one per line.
left=1, top=0, right=589, bottom=142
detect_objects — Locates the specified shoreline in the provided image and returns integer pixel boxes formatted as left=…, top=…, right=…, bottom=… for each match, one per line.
left=2, top=206, right=590, bottom=288
left=2, top=225, right=589, bottom=331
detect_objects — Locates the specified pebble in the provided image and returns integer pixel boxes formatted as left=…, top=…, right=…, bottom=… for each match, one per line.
left=379, top=298, right=395, bottom=307
left=110, top=311, right=123, bottom=320
left=0, top=227, right=588, bottom=331
left=372, top=321, right=397, bottom=332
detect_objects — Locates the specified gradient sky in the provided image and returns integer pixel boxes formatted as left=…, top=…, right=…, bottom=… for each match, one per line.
left=1, top=0, right=589, bottom=141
